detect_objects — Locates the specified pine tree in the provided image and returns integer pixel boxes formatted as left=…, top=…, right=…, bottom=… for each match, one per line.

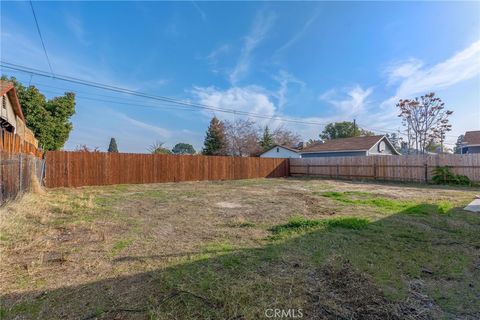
left=259, top=125, right=275, bottom=151
left=202, top=117, right=226, bottom=155
left=108, top=137, right=118, bottom=153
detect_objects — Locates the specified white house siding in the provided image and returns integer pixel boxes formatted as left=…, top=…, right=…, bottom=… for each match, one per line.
left=367, top=138, right=397, bottom=155
left=0, top=94, right=17, bottom=131
left=260, top=146, right=301, bottom=158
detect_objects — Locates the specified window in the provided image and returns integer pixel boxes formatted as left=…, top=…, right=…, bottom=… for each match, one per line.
left=276, top=147, right=279, bottom=152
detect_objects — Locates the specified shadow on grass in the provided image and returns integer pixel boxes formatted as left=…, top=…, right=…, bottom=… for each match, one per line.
left=1, top=204, right=479, bottom=320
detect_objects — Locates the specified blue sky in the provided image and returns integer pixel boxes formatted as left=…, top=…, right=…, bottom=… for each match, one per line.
left=1, top=1, right=479, bottom=152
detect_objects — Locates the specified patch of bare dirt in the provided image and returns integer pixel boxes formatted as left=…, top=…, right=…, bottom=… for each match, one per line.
left=307, top=256, right=440, bottom=320
left=215, top=201, right=243, bottom=209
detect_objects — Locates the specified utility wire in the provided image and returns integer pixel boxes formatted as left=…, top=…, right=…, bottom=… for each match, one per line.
left=1, top=61, right=332, bottom=126
left=29, top=1, right=54, bottom=77
left=2, top=62, right=460, bottom=144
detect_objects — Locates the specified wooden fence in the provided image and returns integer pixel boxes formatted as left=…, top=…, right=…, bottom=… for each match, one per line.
left=290, top=154, right=480, bottom=183
left=0, top=129, right=42, bottom=158
left=0, top=129, right=44, bottom=204
left=45, top=151, right=289, bottom=188
left=0, top=152, right=44, bottom=204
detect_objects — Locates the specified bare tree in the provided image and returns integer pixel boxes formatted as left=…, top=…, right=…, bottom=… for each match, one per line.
left=397, top=93, right=453, bottom=154
left=74, top=144, right=100, bottom=152
left=148, top=141, right=172, bottom=154
left=224, top=119, right=261, bottom=156
left=272, top=126, right=302, bottom=147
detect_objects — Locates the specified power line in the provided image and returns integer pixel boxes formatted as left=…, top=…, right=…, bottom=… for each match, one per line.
left=1, top=61, right=333, bottom=126
left=1, top=62, right=461, bottom=143
left=30, top=85, right=460, bottom=146
left=29, top=1, right=54, bottom=77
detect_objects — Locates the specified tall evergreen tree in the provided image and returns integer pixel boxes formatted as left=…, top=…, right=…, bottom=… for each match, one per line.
left=259, top=125, right=275, bottom=151
left=108, top=137, right=118, bottom=152
left=202, top=117, right=226, bottom=155
left=454, top=135, right=465, bottom=154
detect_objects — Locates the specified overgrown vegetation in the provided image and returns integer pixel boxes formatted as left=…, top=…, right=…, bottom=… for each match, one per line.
left=432, top=166, right=472, bottom=185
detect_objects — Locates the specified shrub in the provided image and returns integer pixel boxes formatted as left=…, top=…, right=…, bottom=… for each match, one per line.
left=432, top=166, right=471, bottom=186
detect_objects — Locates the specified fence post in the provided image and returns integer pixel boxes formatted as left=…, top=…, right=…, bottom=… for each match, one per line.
left=424, top=163, right=428, bottom=184
left=336, top=164, right=339, bottom=179
left=286, top=158, right=290, bottom=177
left=373, top=163, right=377, bottom=180
left=18, top=153, right=22, bottom=194
left=307, top=164, right=310, bottom=176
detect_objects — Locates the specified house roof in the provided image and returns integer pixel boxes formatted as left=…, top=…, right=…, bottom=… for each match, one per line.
left=0, top=80, right=25, bottom=122
left=301, top=135, right=399, bottom=154
left=263, top=145, right=300, bottom=154
left=463, top=131, right=480, bottom=146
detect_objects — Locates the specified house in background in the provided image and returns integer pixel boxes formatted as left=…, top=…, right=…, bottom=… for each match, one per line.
left=460, top=131, right=480, bottom=154
left=259, top=145, right=301, bottom=158
left=260, top=135, right=400, bottom=158
left=0, top=80, right=38, bottom=147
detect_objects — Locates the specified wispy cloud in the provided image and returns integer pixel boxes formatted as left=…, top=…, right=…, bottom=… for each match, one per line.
left=193, top=85, right=276, bottom=123
left=383, top=40, right=480, bottom=104
left=384, top=58, right=423, bottom=85
left=320, top=85, right=373, bottom=117
left=192, top=83, right=377, bottom=142
left=205, top=44, right=230, bottom=74
left=112, top=111, right=172, bottom=138
left=65, top=14, right=90, bottom=46
left=229, top=10, right=276, bottom=84
left=274, top=70, right=305, bottom=110
left=275, top=10, right=319, bottom=54
left=191, top=1, right=207, bottom=22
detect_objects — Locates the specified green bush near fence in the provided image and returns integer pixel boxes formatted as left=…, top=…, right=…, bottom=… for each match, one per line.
left=432, top=166, right=472, bottom=186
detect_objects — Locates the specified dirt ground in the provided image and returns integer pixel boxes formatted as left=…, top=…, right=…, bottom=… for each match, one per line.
left=0, top=178, right=479, bottom=319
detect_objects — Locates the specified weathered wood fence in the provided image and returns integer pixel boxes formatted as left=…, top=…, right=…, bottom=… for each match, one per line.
left=290, top=154, right=480, bottom=183
left=0, top=129, right=44, bottom=204
left=0, top=152, right=44, bottom=204
left=0, top=129, right=43, bottom=158
left=45, top=151, right=289, bottom=188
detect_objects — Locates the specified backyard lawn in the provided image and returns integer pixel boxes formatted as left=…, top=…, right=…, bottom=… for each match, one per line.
left=0, top=178, right=479, bottom=319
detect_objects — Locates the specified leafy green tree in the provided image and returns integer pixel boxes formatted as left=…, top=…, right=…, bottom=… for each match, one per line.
left=172, top=142, right=196, bottom=154
left=108, top=138, right=118, bottom=153
left=1, top=76, right=75, bottom=150
left=148, top=141, right=172, bottom=154
left=202, top=116, right=226, bottom=155
left=320, top=121, right=374, bottom=140
left=259, top=125, right=275, bottom=151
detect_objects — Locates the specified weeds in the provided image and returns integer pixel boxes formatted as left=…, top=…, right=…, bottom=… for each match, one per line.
left=270, top=216, right=369, bottom=235
left=319, top=191, right=454, bottom=215
left=110, top=239, right=133, bottom=256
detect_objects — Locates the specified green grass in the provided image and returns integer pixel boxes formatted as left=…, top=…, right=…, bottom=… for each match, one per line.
left=319, top=191, right=410, bottom=211
left=319, top=191, right=455, bottom=215
left=110, top=239, right=133, bottom=256
left=270, top=216, right=370, bottom=235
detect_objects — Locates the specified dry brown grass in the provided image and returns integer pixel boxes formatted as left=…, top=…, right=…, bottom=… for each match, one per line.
left=0, top=178, right=478, bottom=319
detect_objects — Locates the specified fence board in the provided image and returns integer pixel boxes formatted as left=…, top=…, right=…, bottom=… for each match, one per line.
left=44, top=151, right=289, bottom=188
left=290, top=154, right=480, bottom=183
